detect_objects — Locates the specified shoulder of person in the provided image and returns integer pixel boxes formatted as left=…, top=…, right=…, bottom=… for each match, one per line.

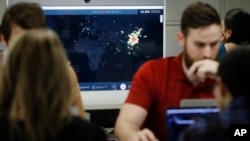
left=139, top=57, right=172, bottom=70
left=66, top=116, right=99, bottom=131
left=225, top=43, right=237, bottom=52
left=61, top=116, right=107, bottom=141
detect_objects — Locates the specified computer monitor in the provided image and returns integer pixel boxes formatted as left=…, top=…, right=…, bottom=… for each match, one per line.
left=42, top=4, right=165, bottom=110
left=166, top=107, right=219, bottom=141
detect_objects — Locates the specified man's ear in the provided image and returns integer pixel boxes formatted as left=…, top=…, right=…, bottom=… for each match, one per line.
left=224, top=29, right=232, bottom=41
left=177, top=31, right=185, bottom=48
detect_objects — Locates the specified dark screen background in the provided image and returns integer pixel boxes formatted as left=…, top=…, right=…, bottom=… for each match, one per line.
left=45, top=9, right=163, bottom=90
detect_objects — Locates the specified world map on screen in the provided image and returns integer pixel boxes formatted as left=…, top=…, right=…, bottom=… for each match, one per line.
left=45, top=12, right=163, bottom=90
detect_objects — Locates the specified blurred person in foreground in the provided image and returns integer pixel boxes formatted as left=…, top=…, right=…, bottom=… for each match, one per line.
left=0, top=28, right=106, bottom=141
left=0, top=2, right=86, bottom=119
left=178, top=45, right=250, bottom=141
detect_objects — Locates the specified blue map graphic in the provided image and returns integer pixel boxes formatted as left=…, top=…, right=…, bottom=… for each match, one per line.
left=46, top=13, right=163, bottom=84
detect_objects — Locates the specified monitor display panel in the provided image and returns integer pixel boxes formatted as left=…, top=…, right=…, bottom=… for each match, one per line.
left=42, top=5, right=165, bottom=109
left=166, top=107, right=219, bottom=141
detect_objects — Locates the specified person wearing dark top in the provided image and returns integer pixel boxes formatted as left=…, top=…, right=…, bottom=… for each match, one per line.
left=178, top=45, right=250, bottom=141
left=217, top=8, right=250, bottom=60
left=0, top=29, right=106, bottom=141
left=0, top=116, right=105, bottom=141
left=0, top=1, right=87, bottom=119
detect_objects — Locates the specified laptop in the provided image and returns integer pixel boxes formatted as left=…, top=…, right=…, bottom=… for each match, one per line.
left=166, top=107, right=219, bottom=141
left=180, top=99, right=217, bottom=107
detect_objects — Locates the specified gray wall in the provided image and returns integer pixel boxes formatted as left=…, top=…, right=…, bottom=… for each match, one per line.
left=225, top=0, right=250, bottom=13
left=0, top=0, right=6, bottom=23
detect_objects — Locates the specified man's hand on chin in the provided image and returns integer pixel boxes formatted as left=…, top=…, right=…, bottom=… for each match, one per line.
left=188, top=59, right=219, bottom=84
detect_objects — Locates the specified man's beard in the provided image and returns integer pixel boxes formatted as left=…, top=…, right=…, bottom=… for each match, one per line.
left=183, top=46, right=195, bottom=69
left=183, top=44, right=213, bottom=69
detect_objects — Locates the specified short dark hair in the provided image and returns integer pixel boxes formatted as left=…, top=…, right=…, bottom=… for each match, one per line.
left=218, top=45, right=250, bottom=97
left=181, top=2, right=221, bottom=36
left=224, top=8, right=250, bottom=44
left=1, top=2, right=46, bottom=43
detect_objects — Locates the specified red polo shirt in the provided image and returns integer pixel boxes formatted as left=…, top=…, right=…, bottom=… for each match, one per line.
left=125, top=53, right=215, bottom=141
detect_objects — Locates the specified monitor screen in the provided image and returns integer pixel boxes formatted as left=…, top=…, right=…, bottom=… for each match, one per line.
left=166, top=107, right=219, bottom=141
left=42, top=5, right=165, bottom=109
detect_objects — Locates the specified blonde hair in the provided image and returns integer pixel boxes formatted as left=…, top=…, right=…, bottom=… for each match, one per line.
left=0, top=29, right=72, bottom=141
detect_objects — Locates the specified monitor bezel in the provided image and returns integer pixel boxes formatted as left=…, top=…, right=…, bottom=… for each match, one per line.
left=40, top=4, right=166, bottom=110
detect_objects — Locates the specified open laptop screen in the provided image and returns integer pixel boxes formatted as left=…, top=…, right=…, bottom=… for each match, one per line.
left=166, top=107, right=219, bottom=141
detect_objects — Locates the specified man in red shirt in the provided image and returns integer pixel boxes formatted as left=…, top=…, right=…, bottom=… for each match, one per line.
left=115, top=2, right=221, bottom=141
